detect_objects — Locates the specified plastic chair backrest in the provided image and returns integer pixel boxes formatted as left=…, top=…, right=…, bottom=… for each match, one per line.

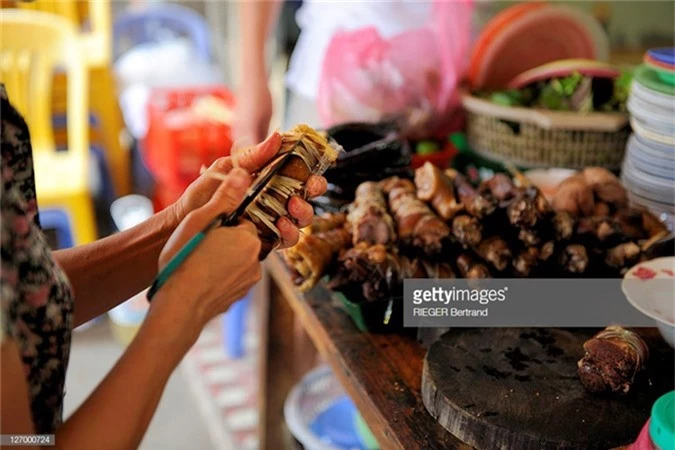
left=0, top=9, right=88, bottom=156
left=16, top=0, right=79, bottom=24
left=113, top=4, right=211, bottom=62
left=17, top=0, right=112, bottom=64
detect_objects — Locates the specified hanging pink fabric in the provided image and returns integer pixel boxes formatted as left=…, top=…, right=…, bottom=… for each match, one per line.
left=317, top=0, right=474, bottom=136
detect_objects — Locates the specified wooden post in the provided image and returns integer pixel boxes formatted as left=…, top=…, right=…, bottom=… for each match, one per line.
left=257, top=269, right=298, bottom=450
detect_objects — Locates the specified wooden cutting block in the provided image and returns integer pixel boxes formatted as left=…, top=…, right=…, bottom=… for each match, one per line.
left=421, top=328, right=674, bottom=450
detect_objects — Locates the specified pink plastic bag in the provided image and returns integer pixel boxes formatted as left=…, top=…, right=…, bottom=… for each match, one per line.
left=317, top=0, right=474, bottom=136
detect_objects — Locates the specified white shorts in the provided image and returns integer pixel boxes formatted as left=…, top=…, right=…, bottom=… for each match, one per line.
left=283, top=89, right=321, bottom=131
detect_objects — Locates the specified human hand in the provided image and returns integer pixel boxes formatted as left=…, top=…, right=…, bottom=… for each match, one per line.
left=151, top=169, right=262, bottom=342
left=172, top=132, right=328, bottom=248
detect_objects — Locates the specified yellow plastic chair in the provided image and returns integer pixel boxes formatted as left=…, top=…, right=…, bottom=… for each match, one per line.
left=16, top=0, right=130, bottom=197
left=1, top=9, right=97, bottom=245
left=18, top=0, right=112, bottom=66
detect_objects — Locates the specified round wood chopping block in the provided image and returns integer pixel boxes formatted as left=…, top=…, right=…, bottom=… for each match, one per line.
left=421, top=328, right=674, bottom=450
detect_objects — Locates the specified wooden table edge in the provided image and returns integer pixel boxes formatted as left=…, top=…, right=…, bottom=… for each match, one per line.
left=265, top=254, right=408, bottom=450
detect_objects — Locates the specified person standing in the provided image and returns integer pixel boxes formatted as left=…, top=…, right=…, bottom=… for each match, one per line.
left=235, top=1, right=433, bottom=142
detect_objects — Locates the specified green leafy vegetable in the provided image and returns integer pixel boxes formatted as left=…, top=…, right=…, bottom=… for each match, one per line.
left=600, top=69, right=633, bottom=112
left=489, top=89, right=529, bottom=106
left=481, top=69, right=632, bottom=113
left=539, top=82, right=569, bottom=110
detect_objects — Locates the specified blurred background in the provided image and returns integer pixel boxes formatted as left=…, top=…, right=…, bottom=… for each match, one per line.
left=0, top=1, right=673, bottom=449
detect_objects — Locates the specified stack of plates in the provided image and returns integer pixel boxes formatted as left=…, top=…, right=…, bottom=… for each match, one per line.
left=622, top=48, right=675, bottom=230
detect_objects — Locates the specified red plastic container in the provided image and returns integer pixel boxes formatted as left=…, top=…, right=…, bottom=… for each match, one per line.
left=144, top=85, right=235, bottom=192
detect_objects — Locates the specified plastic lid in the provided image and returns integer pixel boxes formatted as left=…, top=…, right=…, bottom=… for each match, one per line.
left=635, top=65, right=675, bottom=96
left=650, top=390, right=675, bottom=450
left=648, top=48, right=675, bottom=67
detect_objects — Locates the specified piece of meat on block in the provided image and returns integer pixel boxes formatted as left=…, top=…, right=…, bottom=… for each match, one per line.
left=577, top=326, right=649, bottom=394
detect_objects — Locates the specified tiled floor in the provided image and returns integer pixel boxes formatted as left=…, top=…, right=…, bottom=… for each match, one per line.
left=182, top=318, right=259, bottom=450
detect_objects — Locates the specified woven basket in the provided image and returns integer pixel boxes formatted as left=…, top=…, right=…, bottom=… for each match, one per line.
left=462, top=94, right=630, bottom=170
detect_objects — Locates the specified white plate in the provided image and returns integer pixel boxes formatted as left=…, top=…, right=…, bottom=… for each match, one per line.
left=626, top=140, right=675, bottom=180
left=632, top=133, right=675, bottom=161
left=627, top=154, right=675, bottom=180
left=628, top=97, right=675, bottom=129
left=622, top=257, right=675, bottom=328
left=628, top=138, right=675, bottom=169
left=631, top=81, right=675, bottom=110
left=628, top=191, right=675, bottom=214
left=622, top=157, right=675, bottom=189
left=622, top=160, right=675, bottom=204
left=622, top=178, right=675, bottom=207
left=628, top=137, right=675, bottom=166
left=628, top=92, right=675, bottom=114
left=623, top=181, right=674, bottom=207
left=631, top=118, right=675, bottom=146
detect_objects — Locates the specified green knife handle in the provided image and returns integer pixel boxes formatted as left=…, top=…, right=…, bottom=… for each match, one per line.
left=147, top=231, right=206, bottom=301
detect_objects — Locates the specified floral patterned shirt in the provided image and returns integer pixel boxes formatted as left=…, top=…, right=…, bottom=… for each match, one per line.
left=0, top=85, right=74, bottom=433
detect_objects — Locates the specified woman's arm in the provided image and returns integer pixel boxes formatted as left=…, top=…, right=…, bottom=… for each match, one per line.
left=1, top=170, right=262, bottom=450
left=55, top=132, right=324, bottom=327
left=52, top=206, right=179, bottom=327
left=55, top=299, right=197, bottom=450
left=235, top=0, right=283, bottom=143
left=0, top=340, right=36, bottom=439
left=1, top=288, right=216, bottom=450
left=240, top=0, right=281, bottom=80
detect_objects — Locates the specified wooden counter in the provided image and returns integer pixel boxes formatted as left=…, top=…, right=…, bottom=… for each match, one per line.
left=257, top=254, right=471, bottom=450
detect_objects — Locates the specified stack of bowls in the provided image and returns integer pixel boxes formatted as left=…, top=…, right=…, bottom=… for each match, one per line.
left=622, top=48, right=675, bottom=230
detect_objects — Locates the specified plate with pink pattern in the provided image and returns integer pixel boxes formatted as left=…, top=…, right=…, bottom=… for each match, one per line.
left=622, top=257, right=675, bottom=327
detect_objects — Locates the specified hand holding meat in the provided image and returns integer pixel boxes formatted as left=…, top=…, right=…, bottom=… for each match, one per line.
left=175, top=131, right=328, bottom=250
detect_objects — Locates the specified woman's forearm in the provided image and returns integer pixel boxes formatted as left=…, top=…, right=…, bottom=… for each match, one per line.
left=240, top=0, right=282, bottom=81
left=53, top=207, right=180, bottom=326
left=54, top=299, right=195, bottom=450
